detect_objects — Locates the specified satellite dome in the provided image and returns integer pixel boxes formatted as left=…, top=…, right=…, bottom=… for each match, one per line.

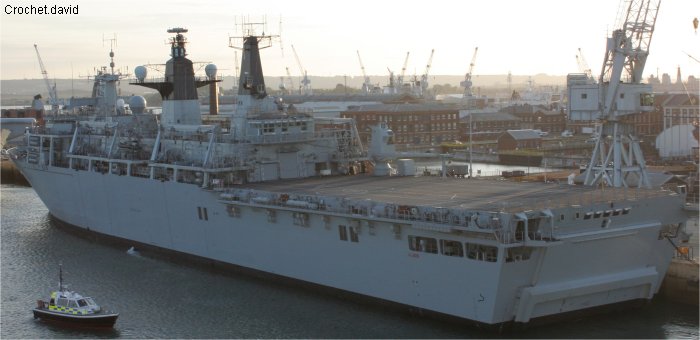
left=205, top=64, right=217, bottom=79
left=134, top=65, right=148, bottom=82
left=129, top=95, right=147, bottom=114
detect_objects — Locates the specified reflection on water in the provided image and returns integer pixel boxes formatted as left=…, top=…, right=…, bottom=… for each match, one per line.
left=2, top=184, right=697, bottom=339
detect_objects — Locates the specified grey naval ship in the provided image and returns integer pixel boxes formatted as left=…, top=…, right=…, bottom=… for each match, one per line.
left=9, top=27, right=690, bottom=326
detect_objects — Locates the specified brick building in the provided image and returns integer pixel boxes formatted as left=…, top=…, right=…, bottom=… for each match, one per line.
left=458, top=111, right=520, bottom=141
left=617, top=93, right=699, bottom=140
left=502, top=104, right=567, bottom=135
left=341, top=104, right=460, bottom=147
left=497, top=129, right=542, bottom=150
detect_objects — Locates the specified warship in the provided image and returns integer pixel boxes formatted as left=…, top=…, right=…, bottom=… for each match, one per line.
left=9, top=26, right=690, bottom=326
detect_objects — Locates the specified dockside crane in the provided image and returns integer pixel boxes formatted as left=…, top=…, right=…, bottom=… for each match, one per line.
left=461, top=47, right=479, bottom=102
left=357, top=50, right=372, bottom=94
left=419, top=49, right=435, bottom=96
left=285, top=66, right=295, bottom=94
left=577, top=0, right=661, bottom=188
left=397, top=52, right=410, bottom=90
left=575, top=48, right=595, bottom=83
left=386, top=67, right=397, bottom=94
left=291, top=44, right=311, bottom=95
left=33, top=44, right=60, bottom=114
left=278, top=76, right=287, bottom=94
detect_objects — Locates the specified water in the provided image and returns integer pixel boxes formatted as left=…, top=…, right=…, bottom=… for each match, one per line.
left=2, top=184, right=698, bottom=339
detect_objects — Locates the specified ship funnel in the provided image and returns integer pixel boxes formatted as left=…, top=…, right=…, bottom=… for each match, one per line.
left=206, top=64, right=219, bottom=115
left=238, top=36, right=267, bottom=98
left=129, top=28, right=220, bottom=126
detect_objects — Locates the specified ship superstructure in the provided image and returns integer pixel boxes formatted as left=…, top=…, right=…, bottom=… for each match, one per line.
left=9, top=27, right=690, bottom=326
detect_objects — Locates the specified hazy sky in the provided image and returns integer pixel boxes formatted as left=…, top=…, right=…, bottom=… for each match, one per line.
left=1, top=0, right=699, bottom=82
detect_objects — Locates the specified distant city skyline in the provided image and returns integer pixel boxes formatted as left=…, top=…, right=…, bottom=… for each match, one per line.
left=1, top=0, right=698, bottom=82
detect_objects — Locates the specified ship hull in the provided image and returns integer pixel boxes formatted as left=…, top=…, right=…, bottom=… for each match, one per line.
left=14, top=161, right=682, bottom=325
left=32, top=308, right=118, bottom=328
left=41, top=213, right=654, bottom=329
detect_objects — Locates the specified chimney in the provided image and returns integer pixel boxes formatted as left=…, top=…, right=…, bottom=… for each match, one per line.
left=209, top=84, right=219, bottom=115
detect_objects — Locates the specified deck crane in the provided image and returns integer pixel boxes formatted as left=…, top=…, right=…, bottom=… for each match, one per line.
left=460, top=47, right=479, bottom=102
left=291, top=44, right=311, bottom=95
left=575, top=48, right=595, bottom=83
left=33, top=44, right=60, bottom=114
left=577, top=0, right=661, bottom=188
left=419, top=49, right=435, bottom=96
left=357, top=50, right=372, bottom=94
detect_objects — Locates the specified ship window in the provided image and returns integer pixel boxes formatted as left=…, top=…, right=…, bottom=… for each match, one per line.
left=293, top=212, right=309, bottom=227
left=408, top=236, right=438, bottom=254
left=440, top=239, right=463, bottom=257
left=338, top=225, right=348, bottom=241
left=466, top=243, right=498, bottom=262
left=505, top=247, right=533, bottom=262
left=226, top=205, right=241, bottom=218
left=350, top=227, right=359, bottom=242
left=77, top=299, right=87, bottom=307
left=68, top=300, right=78, bottom=308
left=640, top=93, right=654, bottom=106
left=56, top=298, right=68, bottom=307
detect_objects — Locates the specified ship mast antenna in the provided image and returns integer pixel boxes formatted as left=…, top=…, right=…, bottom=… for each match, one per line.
left=103, top=34, right=118, bottom=75
left=58, top=263, right=64, bottom=292
left=228, top=16, right=280, bottom=51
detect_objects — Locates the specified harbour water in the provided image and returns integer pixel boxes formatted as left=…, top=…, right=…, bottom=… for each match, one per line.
left=1, top=183, right=698, bottom=339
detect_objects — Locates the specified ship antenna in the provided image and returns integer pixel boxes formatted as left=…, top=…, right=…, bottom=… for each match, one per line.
left=59, top=263, right=64, bottom=292
left=103, top=34, right=118, bottom=75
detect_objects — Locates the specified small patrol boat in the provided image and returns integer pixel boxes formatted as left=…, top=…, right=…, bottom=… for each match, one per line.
left=32, top=265, right=118, bottom=328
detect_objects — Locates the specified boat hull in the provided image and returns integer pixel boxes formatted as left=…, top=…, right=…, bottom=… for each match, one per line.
left=32, top=308, right=118, bottom=328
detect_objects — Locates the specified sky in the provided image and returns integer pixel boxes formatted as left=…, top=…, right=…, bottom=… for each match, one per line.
left=1, top=0, right=699, bottom=83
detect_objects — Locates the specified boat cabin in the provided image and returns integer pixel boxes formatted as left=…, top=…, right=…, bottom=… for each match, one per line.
left=44, top=290, right=101, bottom=315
